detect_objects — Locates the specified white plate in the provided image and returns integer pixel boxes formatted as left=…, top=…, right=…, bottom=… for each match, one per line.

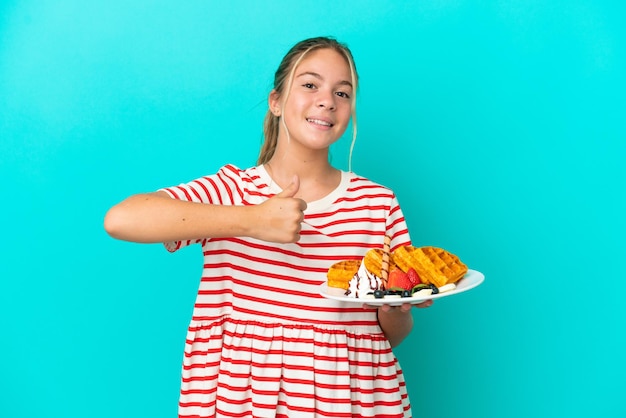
left=319, top=269, right=484, bottom=306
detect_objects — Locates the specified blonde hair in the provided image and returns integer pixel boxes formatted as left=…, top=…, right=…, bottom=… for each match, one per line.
left=258, top=37, right=359, bottom=171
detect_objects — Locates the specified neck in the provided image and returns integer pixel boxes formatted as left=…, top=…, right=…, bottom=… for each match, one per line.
left=264, top=153, right=341, bottom=202
left=266, top=153, right=333, bottom=180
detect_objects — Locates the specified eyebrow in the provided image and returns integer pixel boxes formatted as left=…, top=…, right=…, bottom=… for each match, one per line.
left=296, top=71, right=353, bottom=88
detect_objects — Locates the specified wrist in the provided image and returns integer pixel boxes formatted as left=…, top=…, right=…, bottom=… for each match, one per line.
left=237, top=204, right=260, bottom=238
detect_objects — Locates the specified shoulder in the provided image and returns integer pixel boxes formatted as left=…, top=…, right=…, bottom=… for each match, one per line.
left=208, top=164, right=265, bottom=186
left=345, top=171, right=396, bottom=197
left=215, top=164, right=253, bottom=179
left=161, top=164, right=268, bottom=204
left=211, top=164, right=272, bottom=204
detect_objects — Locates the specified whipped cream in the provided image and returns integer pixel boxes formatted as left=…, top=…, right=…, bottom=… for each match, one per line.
left=345, top=262, right=383, bottom=298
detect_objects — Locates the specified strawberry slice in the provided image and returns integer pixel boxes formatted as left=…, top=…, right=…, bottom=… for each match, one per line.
left=407, top=268, right=421, bottom=286
left=387, top=268, right=412, bottom=290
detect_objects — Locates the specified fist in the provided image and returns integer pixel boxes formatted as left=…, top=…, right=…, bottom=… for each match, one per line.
left=254, top=175, right=307, bottom=243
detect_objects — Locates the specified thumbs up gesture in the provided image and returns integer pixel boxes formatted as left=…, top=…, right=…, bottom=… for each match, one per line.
left=252, top=175, right=307, bottom=243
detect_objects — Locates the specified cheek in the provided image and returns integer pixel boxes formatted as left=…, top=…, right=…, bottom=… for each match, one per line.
left=338, top=108, right=353, bottom=125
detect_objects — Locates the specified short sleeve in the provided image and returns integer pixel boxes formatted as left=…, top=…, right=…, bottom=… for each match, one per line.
left=387, top=194, right=412, bottom=251
left=158, top=164, right=249, bottom=252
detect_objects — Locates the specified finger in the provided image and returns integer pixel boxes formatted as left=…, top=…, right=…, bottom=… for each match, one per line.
left=298, top=198, right=308, bottom=212
left=362, top=303, right=385, bottom=310
left=414, top=299, right=434, bottom=309
left=384, top=303, right=411, bottom=312
left=276, top=175, right=300, bottom=198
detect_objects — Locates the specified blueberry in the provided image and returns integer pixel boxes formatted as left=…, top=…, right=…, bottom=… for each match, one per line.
left=402, top=290, right=411, bottom=298
left=374, top=289, right=384, bottom=299
left=429, top=284, right=439, bottom=294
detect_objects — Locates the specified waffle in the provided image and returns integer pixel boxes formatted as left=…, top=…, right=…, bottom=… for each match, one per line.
left=326, top=259, right=361, bottom=290
left=393, top=246, right=468, bottom=287
left=363, top=248, right=397, bottom=278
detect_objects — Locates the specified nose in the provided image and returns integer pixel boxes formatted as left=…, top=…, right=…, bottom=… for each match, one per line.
left=316, top=90, right=336, bottom=110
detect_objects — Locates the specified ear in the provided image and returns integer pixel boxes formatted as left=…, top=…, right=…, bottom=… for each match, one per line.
left=268, top=89, right=281, bottom=116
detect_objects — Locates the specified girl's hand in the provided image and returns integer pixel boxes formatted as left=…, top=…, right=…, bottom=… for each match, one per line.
left=381, top=299, right=434, bottom=312
left=368, top=299, right=432, bottom=347
left=363, top=299, right=433, bottom=312
left=251, top=176, right=307, bottom=243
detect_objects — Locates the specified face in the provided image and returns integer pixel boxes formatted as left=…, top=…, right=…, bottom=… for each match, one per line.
left=270, top=48, right=354, bottom=152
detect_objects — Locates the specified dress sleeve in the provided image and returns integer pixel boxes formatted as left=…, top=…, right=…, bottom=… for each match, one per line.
left=387, top=194, right=412, bottom=251
left=158, top=164, right=246, bottom=252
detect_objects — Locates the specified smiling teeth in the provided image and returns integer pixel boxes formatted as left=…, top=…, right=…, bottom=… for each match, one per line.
left=308, top=118, right=332, bottom=127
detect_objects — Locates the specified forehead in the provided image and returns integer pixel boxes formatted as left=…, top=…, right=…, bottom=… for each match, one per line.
left=295, top=48, right=352, bottom=83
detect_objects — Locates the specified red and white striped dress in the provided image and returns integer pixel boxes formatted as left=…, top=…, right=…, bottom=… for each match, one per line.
left=161, top=164, right=414, bottom=418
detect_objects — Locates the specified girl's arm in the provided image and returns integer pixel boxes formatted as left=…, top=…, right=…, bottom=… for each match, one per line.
left=376, top=300, right=433, bottom=347
left=104, top=182, right=306, bottom=244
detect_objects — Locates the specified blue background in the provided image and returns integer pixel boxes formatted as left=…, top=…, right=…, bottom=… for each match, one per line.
left=1, top=1, right=624, bottom=417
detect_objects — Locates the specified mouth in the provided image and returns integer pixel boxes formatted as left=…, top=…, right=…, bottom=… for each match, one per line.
left=306, top=118, right=334, bottom=128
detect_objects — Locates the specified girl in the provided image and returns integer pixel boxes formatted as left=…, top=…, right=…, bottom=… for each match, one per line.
left=105, top=36, right=431, bottom=418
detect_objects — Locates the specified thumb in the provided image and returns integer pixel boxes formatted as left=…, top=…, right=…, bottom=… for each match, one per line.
left=276, top=175, right=300, bottom=198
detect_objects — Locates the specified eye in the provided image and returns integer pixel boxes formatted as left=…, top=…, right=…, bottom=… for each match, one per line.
left=302, top=83, right=316, bottom=89
left=336, top=91, right=351, bottom=99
